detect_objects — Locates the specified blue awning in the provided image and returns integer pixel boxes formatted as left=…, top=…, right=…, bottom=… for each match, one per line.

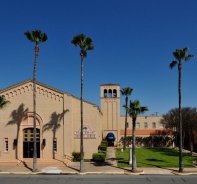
left=106, top=132, right=115, bottom=140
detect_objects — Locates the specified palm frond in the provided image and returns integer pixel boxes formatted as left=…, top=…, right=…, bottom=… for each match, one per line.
left=0, top=95, right=10, bottom=109
left=71, top=33, right=94, bottom=57
left=24, top=30, right=48, bottom=44
left=120, top=87, right=133, bottom=96
left=185, top=54, right=195, bottom=61
left=127, top=100, right=148, bottom=118
left=169, top=61, right=177, bottom=69
left=172, top=47, right=194, bottom=63
left=183, top=47, right=189, bottom=52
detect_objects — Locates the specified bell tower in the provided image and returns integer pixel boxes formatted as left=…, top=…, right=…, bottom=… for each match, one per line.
left=100, top=84, right=120, bottom=146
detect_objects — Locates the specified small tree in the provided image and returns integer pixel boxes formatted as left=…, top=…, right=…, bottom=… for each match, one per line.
left=124, top=100, right=148, bottom=172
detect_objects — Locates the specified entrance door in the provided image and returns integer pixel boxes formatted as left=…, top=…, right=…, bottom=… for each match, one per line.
left=23, top=128, right=40, bottom=158
left=106, top=132, right=115, bottom=147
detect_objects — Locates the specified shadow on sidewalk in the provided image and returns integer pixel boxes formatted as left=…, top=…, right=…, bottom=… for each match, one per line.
left=21, top=162, right=33, bottom=171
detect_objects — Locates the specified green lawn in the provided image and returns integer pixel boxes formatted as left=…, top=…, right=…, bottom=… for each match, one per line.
left=116, top=148, right=196, bottom=168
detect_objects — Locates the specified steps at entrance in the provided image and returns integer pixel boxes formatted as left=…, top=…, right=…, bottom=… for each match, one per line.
left=0, top=158, right=67, bottom=167
left=0, top=159, right=19, bottom=166
left=21, top=159, right=67, bottom=167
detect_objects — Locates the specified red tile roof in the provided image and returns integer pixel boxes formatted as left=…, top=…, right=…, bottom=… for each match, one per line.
left=120, top=129, right=173, bottom=136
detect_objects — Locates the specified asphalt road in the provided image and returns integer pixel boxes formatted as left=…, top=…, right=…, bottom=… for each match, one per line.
left=0, top=174, right=197, bottom=184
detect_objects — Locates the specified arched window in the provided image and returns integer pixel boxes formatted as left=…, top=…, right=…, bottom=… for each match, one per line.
left=113, top=89, right=117, bottom=97
left=108, top=89, right=112, bottom=98
left=144, top=122, right=148, bottom=129
left=104, top=89, right=107, bottom=97
left=152, top=122, right=156, bottom=128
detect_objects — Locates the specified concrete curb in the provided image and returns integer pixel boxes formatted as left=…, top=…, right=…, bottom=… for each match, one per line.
left=0, top=171, right=144, bottom=175
left=1, top=171, right=197, bottom=175
left=171, top=171, right=193, bottom=176
left=0, top=172, right=43, bottom=175
left=124, top=171, right=144, bottom=175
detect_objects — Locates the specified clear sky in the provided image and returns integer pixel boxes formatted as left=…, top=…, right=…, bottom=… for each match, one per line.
left=1, top=0, right=197, bottom=116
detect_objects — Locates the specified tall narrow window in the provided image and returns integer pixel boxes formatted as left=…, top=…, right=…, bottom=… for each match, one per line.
left=113, top=89, right=117, bottom=97
left=160, top=123, right=164, bottom=129
left=152, top=122, right=156, bottom=128
left=4, top=138, right=8, bottom=152
left=136, top=122, right=140, bottom=129
left=104, top=89, right=107, bottom=98
left=108, top=89, right=112, bottom=97
left=144, top=122, right=148, bottom=129
left=126, top=122, right=129, bottom=128
left=53, top=138, right=57, bottom=152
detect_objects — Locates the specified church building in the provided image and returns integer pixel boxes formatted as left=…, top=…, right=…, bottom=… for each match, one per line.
left=1, top=79, right=193, bottom=163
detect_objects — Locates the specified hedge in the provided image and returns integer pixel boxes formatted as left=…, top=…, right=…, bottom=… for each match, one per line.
left=98, top=150, right=106, bottom=156
left=72, top=152, right=81, bottom=162
left=98, top=145, right=107, bottom=151
left=92, top=153, right=105, bottom=162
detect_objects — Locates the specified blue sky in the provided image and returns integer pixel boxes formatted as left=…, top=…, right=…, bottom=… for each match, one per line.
left=1, top=0, right=197, bottom=116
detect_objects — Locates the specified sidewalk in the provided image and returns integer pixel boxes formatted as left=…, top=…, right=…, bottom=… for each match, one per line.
left=0, top=147, right=197, bottom=175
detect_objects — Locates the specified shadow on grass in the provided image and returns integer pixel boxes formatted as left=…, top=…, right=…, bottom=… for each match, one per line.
left=146, top=148, right=178, bottom=157
left=146, top=158, right=164, bottom=162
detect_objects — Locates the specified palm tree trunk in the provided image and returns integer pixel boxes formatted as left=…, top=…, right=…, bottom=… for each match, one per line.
left=123, top=97, right=128, bottom=151
left=178, top=63, right=184, bottom=172
left=132, top=117, right=137, bottom=172
left=189, top=130, right=193, bottom=156
left=33, top=45, right=39, bottom=172
left=80, top=54, right=84, bottom=172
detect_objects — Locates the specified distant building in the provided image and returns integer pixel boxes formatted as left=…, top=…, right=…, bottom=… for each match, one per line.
left=0, top=80, right=196, bottom=162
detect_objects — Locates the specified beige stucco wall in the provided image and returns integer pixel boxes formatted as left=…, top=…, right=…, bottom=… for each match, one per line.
left=71, top=97, right=103, bottom=158
left=119, top=116, right=163, bottom=130
left=0, top=80, right=103, bottom=160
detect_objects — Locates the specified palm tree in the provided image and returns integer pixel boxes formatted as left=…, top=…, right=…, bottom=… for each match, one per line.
left=0, top=95, right=10, bottom=109
left=120, top=87, right=133, bottom=151
left=24, top=30, right=48, bottom=172
left=71, top=34, right=94, bottom=172
left=43, top=110, right=69, bottom=159
left=169, top=47, right=194, bottom=172
left=124, top=100, right=148, bottom=172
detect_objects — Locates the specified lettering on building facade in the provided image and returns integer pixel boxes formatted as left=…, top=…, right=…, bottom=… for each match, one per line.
left=74, top=124, right=96, bottom=139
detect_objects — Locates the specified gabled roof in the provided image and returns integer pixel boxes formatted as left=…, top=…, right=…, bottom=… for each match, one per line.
left=0, top=79, right=65, bottom=95
left=0, top=79, right=102, bottom=113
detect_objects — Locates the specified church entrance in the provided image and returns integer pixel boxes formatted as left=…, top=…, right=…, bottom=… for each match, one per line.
left=106, top=132, right=115, bottom=147
left=23, top=128, right=40, bottom=158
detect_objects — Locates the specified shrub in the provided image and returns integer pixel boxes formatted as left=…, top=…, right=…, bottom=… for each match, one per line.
left=92, top=153, right=105, bottom=162
left=101, top=140, right=108, bottom=147
left=98, top=145, right=107, bottom=151
left=98, top=150, right=106, bottom=156
left=72, top=152, right=81, bottom=162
